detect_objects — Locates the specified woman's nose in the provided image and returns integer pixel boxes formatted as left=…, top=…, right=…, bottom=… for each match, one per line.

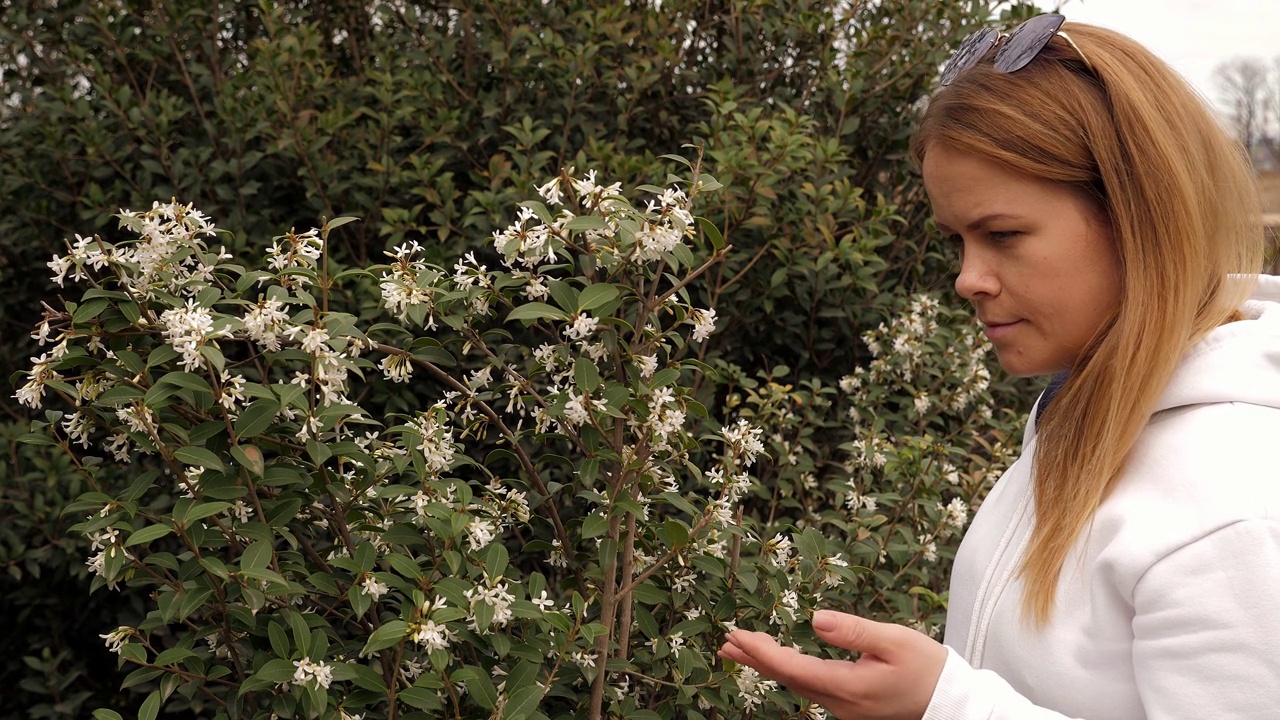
left=953, top=248, right=999, bottom=300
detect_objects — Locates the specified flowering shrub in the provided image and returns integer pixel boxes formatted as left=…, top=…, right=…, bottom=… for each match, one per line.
left=19, top=159, right=1018, bottom=720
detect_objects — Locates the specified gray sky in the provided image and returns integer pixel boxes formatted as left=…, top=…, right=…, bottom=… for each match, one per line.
left=1058, top=0, right=1280, bottom=111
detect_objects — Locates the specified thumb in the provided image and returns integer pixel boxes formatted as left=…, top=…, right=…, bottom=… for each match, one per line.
left=811, top=609, right=902, bottom=658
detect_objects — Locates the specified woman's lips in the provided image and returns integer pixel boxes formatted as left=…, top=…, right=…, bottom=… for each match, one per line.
left=983, top=320, right=1023, bottom=340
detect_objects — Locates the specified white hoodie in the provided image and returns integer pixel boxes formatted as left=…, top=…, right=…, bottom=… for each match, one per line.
left=924, top=275, right=1280, bottom=720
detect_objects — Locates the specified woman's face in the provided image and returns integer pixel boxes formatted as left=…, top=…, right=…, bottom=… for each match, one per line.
left=922, top=144, right=1122, bottom=377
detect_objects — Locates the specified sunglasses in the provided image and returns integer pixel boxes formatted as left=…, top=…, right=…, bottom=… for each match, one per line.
left=940, top=13, right=1095, bottom=87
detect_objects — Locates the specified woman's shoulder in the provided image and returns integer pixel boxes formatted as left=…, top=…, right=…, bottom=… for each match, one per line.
left=1093, top=401, right=1280, bottom=567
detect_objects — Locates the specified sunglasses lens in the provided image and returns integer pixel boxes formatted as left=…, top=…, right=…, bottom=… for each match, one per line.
left=994, top=13, right=1066, bottom=74
left=941, top=28, right=999, bottom=86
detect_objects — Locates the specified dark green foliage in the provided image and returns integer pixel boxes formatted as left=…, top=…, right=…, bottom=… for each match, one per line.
left=0, top=0, right=1042, bottom=715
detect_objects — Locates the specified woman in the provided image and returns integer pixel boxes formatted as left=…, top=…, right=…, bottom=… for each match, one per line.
left=719, top=16, right=1280, bottom=720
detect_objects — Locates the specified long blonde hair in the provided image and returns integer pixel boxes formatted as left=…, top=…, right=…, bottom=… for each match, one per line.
left=910, top=23, right=1264, bottom=625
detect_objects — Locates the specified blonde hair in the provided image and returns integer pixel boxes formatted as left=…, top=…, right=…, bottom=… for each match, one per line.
left=910, top=23, right=1264, bottom=625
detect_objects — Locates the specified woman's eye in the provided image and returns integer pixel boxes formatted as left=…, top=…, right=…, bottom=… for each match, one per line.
left=989, top=230, right=1020, bottom=242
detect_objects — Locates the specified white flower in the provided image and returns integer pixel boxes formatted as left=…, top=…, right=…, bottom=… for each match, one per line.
left=913, top=393, right=930, bottom=416
left=15, top=353, right=63, bottom=410
left=563, top=313, right=599, bottom=341
left=103, top=433, right=132, bottom=463
left=571, top=649, right=597, bottom=669
left=672, top=569, right=697, bottom=593
left=736, top=665, right=778, bottom=711
left=537, top=177, right=563, bottom=206
left=219, top=372, right=247, bottom=411
left=921, top=539, right=939, bottom=563
left=636, top=354, right=658, bottom=379
left=721, top=419, right=766, bottom=466
left=48, top=253, right=74, bottom=287
left=764, top=533, right=793, bottom=570
left=690, top=308, right=717, bottom=342
left=300, top=326, right=331, bottom=355
left=266, top=228, right=323, bottom=272
left=492, top=206, right=558, bottom=268
left=467, top=366, right=493, bottom=390
left=633, top=221, right=684, bottom=261
left=667, top=631, right=686, bottom=656
left=563, top=391, right=591, bottom=427
left=839, top=373, right=862, bottom=393
left=243, top=298, right=291, bottom=352
left=407, top=412, right=456, bottom=477
left=531, top=590, right=554, bottom=611
left=412, top=614, right=458, bottom=648
left=466, top=518, right=497, bottom=552
left=379, top=353, right=413, bottom=383
left=941, top=497, right=969, bottom=530
left=361, top=574, right=390, bottom=601
left=291, top=657, right=334, bottom=689
left=464, top=582, right=517, bottom=629
left=160, top=300, right=229, bottom=371
left=99, top=626, right=133, bottom=654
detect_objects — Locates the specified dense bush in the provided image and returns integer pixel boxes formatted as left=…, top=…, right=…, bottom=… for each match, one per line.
left=1, top=0, right=1041, bottom=717
left=19, top=176, right=1017, bottom=719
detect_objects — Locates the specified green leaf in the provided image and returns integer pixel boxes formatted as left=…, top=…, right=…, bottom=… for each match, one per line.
left=573, top=357, right=600, bottom=393
left=649, top=368, right=680, bottom=388
left=183, top=502, right=232, bottom=524
left=268, top=622, right=290, bottom=659
left=72, top=298, right=111, bottom=324
left=398, top=686, right=442, bottom=710
left=578, top=283, right=620, bottom=311
left=233, top=399, right=279, bottom=439
left=506, top=303, right=568, bottom=322
left=172, top=446, right=226, bottom=472
left=452, top=666, right=498, bottom=709
left=124, top=523, right=173, bottom=548
left=581, top=514, right=607, bottom=539
left=360, top=620, right=409, bottom=656
left=158, top=371, right=213, bottom=393
left=697, top=216, right=725, bottom=251
left=563, top=215, right=608, bottom=232
left=153, top=646, right=196, bottom=666
left=503, top=685, right=543, bottom=720
left=483, top=542, right=509, bottom=580
left=355, top=541, right=375, bottom=574
left=120, top=469, right=161, bottom=503
left=239, top=567, right=288, bottom=586
left=139, top=690, right=161, bottom=720
left=177, top=586, right=213, bottom=620
left=348, top=663, right=388, bottom=693
left=306, top=439, right=331, bottom=465
left=241, top=540, right=273, bottom=572
left=200, top=345, right=226, bottom=372
left=325, top=215, right=361, bottom=230
left=659, top=520, right=690, bottom=548
left=93, top=711, right=125, bottom=720
left=18, top=432, right=57, bottom=446
left=231, top=444, right=265, bottom=477
left=384, top=553, right=423, bottom=581
left=249, top=658, right=297, bottom=685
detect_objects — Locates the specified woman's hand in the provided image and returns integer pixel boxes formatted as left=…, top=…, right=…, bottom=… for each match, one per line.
left=717, top=609, right=948, bottom=720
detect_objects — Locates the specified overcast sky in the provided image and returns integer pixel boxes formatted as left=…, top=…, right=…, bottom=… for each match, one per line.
left=1057, top=0, right=1280, bottom=112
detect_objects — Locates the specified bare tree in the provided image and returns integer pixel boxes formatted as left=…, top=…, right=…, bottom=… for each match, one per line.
left=1214, top=57, right=1271, bottom=156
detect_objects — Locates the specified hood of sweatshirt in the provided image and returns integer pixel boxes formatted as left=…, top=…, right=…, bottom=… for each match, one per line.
left=1153, top=274, right=1280, bottom=414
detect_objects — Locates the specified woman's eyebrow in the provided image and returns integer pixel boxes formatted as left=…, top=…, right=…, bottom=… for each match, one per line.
left=934, top=213, right=1021, bottom=235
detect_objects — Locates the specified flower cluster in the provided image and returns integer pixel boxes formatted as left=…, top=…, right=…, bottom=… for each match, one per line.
left=292, top=657, right=334, bottom=689
left=11, top=162, right=1023, bottom=720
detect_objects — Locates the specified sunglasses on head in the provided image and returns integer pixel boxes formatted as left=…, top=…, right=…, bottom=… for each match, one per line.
left=940, top=13, right=1095, bottom=87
